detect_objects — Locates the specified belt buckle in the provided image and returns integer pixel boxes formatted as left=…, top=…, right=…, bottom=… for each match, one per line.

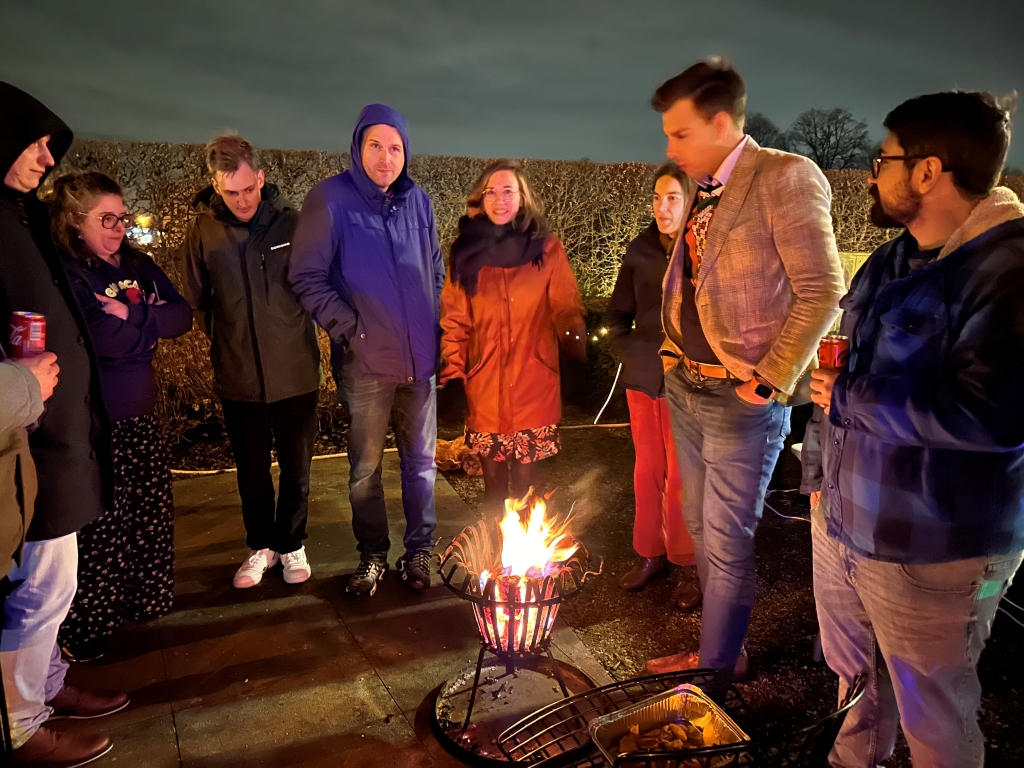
left=686, top=358, right=707, bottom=384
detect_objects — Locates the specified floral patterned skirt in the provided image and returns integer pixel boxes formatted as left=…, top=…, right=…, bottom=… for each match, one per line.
left=59, top=413, right=174, bottom=656
left=465, top=425, right=561, bottom=464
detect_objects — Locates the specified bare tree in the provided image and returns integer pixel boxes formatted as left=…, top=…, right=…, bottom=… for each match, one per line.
left=745, top=112, right=787, bottom=150
left=787, top=108, right=872, bottom=170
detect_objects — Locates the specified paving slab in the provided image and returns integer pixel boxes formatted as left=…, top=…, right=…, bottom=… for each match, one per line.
left=61, top=454, right=611, bottom=766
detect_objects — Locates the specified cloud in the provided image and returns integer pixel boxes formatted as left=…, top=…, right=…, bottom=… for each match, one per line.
left=2, top=0, right=1021, bottom=165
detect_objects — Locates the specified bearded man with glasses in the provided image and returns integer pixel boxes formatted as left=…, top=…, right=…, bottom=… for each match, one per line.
left=809, top=90, right=1024, bottom=767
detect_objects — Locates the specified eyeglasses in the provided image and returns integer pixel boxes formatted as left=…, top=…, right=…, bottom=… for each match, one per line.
left=870, top=154, right=926, bottom=180
left=74, top=212, right=132, bottom=229
left=482, top=187, right=519, bottom=202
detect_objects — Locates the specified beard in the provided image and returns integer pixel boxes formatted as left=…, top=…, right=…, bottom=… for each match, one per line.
left=869, top=184, right=921, bottom=229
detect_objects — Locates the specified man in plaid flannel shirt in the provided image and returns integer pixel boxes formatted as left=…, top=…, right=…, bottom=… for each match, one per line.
left=810, top=91, right=1024, bottom=768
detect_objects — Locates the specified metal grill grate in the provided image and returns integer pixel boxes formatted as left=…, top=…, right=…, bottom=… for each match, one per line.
left=497, top=670, right=867, bottom=768
left=497, top=669, right=752, bottom=765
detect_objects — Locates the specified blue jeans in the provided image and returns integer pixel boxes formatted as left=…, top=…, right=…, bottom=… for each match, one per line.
left=812, top=506, right=1023, bottom=768
left=338, top=376, right=437, bottom=558
left=2, top=534, right=77, bottom=748
left=664, top=365, right=790, bottom=674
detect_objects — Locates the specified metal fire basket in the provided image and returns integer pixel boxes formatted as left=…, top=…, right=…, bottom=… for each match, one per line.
left=439, top=517, right=601, bottom=735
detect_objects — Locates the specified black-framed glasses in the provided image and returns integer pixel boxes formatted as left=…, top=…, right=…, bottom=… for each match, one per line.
left=871, top=154, right=925, bottom=180
left=74, top=212, right=131, bottom=229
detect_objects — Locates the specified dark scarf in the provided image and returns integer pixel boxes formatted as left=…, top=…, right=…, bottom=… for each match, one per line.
left=449, top=214, right=547, bottom=296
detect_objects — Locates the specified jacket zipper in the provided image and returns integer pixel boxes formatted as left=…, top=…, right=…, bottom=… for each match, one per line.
left=383, top=210, right=416, bottom=382
left=238, top=238, right=267, bottom=400
left=260, top=252, right=269, bottom=297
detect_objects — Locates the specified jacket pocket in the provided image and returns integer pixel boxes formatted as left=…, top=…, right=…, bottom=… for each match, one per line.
left=875, top=307, right=946, bottom=373
left=347, top=316, right=367, bottom=356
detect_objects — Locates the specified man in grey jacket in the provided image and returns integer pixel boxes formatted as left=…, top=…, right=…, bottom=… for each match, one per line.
left=178, top=134, right=322, bottom=590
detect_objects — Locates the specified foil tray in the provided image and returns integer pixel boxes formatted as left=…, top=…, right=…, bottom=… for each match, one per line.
left=589, top=683, right=750, bottom=766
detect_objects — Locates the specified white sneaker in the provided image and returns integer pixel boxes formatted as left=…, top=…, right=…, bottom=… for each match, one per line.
left=233, top=549, right=279, bottom=589
left=281, top=547, right=312, bottom=585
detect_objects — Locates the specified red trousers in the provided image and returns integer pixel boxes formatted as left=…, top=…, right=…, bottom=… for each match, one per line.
left=626, top=389, right=695, bottom=566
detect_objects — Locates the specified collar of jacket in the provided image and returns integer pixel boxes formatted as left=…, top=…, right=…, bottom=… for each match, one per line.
left=937, top=186, right=1024, bottom=260
left=192, top=183, right=291, bottom=232
left=634, top=220, right=670, bottom=257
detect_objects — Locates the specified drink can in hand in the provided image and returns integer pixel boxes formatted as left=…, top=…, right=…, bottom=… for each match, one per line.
left=818, top=334, right=850, bottom=370
left=9, top=312, right=47, bottom=359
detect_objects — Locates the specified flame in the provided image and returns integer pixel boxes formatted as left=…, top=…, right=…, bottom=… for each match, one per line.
left=473, top=493, right=578, bottom=653
left=497, top=495, right=577, bottom=579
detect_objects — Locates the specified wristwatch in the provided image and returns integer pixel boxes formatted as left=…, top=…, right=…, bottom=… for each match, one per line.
left=752, top=373, right=778, bottom=401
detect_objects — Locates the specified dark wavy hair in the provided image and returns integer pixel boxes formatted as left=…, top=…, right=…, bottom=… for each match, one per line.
left=651, top=56, right=747, bottom=128
left=884, top=90, right=1017, bottom=199
left=50, top=172, right=138, bottom=268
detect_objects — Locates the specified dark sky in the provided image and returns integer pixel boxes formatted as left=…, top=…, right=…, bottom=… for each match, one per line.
left=3, top=0, right=1023, bottom=168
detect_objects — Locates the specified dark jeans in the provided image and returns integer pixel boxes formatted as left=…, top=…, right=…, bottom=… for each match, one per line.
left=338, top=376, right=437, bottom=559
left=664, top=365, right=791, bottom=675
left=222, top=391, right=318, bottom=554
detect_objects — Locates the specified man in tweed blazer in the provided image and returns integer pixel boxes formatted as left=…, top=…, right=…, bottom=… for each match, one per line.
left=644, top=58, right=845, bottom=679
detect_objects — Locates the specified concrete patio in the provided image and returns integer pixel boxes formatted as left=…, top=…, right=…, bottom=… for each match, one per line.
left=56, top=455, right=611, bottom=767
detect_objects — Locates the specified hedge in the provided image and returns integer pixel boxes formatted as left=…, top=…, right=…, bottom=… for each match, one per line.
left=49, top=140, right=1024, bottom=440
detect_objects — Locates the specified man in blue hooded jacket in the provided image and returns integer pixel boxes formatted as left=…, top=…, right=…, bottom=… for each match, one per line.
left=290, top=104, right=444, bottom=598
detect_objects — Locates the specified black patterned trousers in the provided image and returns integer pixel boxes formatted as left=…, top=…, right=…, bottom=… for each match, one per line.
left=59, top=413, right=174, bottom=656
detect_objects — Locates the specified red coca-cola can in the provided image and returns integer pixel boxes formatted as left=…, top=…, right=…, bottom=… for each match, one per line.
left=818, top=334, right=850, bottom=370
left=9, top=312, right=47, bottom=359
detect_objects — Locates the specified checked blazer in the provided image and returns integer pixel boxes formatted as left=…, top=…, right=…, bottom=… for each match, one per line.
left=660, top=138, right=846, bottom=395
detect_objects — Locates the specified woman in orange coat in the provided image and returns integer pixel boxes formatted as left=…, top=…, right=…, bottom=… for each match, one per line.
left=440, top=160, right=585, bottom=511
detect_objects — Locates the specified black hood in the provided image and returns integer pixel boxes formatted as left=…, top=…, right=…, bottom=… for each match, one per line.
left=0, top=82, right=73, bottom=188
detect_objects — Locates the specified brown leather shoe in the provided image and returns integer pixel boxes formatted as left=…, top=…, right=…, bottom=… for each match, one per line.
left=674, top=567, right=703, bottom=610
left=46, top=684, right=129, bottom=720
left=619, top=555, right=669, bottom=591
left=643, top=649, right=750, bottom=681
left=13, top=726, right=111, bottom=767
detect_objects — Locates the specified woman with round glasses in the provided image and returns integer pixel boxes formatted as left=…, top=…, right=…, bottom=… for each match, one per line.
left=49, top=172, right=191, bottom=661
left=440, top=160, right=585, bottom=510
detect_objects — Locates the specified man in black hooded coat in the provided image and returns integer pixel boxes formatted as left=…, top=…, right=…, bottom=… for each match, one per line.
left=0, top=81, right=127, bottom=767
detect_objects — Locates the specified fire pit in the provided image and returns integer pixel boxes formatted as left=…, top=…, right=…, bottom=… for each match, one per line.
left=434, top=494, right=601, bottom=764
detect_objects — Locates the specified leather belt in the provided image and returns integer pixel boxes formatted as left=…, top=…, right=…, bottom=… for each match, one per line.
left=682, top=355, right=733, bottom=380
